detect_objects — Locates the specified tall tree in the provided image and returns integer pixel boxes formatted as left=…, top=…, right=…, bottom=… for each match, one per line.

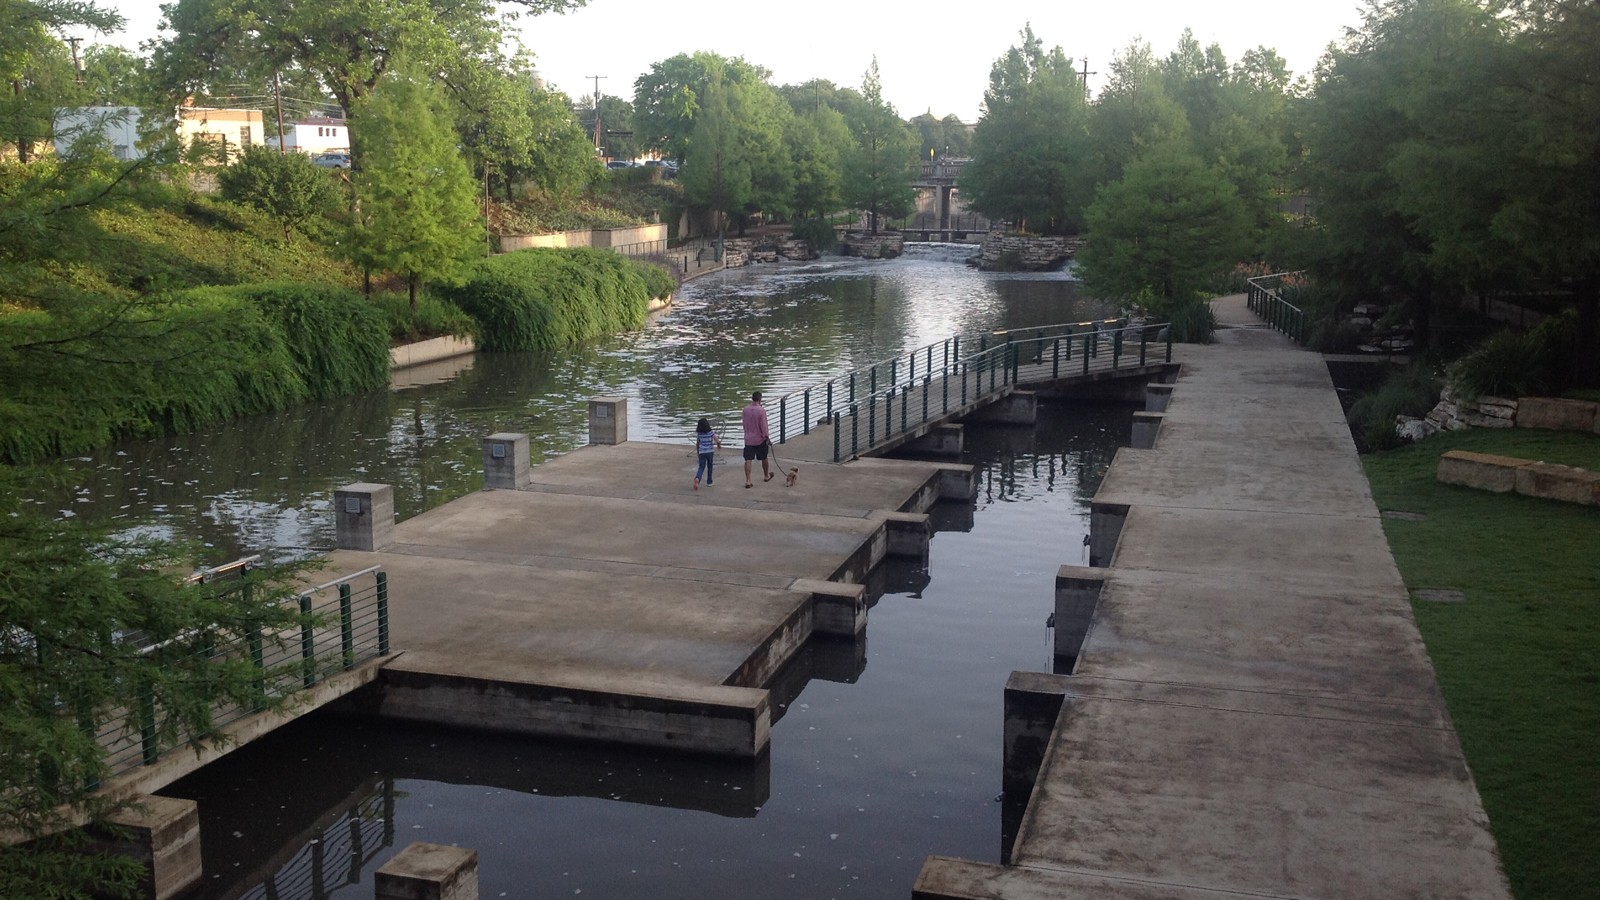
left=1, top=0, right=122, bottom=161
left=1087, top=40, right=1190, bottom=190
left=960, top=26, right=1092, bottom=234
left=680, top=66, right=749, bottom=242
left=347, top=69, right=483, bottom=308
left=1078, top=140, right=1249, bottom=305
left=840, top=58, right=916, bottom=234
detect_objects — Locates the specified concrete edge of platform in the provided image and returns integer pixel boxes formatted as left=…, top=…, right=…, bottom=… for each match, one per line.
left=914, top=856, right=1285, bottom=900
left=372, top=667, right=773, bottom=757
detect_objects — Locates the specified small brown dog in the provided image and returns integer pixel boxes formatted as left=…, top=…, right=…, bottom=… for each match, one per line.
left=784, top=466, right=799, bottom=487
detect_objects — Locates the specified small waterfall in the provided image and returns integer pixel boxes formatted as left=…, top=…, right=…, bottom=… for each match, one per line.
left=900, top=241, right=981, bottom=265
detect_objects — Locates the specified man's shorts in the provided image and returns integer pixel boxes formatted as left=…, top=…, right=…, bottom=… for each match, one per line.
left=743, top=442, right=769, bottom=461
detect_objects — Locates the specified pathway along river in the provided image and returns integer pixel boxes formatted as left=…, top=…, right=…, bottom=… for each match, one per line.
left=48, top=245, right=1136, bottom=899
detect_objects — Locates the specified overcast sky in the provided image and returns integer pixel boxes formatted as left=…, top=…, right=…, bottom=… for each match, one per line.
left=98, top=0, right=1365, bottom=121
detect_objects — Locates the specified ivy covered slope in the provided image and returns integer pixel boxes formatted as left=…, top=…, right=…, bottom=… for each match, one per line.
left=0, top=167, right=387, bottom=465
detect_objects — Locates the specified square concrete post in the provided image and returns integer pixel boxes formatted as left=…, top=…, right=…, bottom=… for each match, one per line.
left=1131, top=411, right=1165, bottom=449
left=588, top=397, right=628, bottom=445
left=1055, top=566, right=1108, bottom=663
left=1144, top=383, right=1174, bottom=412
left=1088, top=501, right=1128, bottom=568
left=482, top=433, right=530, bottom=490
left=335, top=483, right=394, bottom=551
left=375, top=842, right=479, bottom=900
left=97, top=795, right=203, bottom=900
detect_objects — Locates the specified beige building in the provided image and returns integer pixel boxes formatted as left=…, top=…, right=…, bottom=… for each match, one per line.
left=176, top=106, right=265, bottom=164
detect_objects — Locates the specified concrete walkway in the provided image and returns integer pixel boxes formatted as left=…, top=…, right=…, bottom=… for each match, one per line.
left=916, top=296, right=1510, bottom=898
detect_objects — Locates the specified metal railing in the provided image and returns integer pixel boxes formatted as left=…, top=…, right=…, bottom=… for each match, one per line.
left=1246, top=272, right=1308, bottom=344
left=789, top=321, right=1170, bottom=462
left=93, top=563, right=391, bottom=783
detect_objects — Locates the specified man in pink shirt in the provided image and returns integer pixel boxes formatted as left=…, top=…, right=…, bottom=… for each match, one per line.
left=742, top=391, right=772, bottom=488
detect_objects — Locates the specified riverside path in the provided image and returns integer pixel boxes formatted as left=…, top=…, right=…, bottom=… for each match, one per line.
left=916, top=295, right=1512, bottom=898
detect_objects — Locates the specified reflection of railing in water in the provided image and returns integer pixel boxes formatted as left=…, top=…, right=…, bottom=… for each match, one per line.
left=238, top=779, right=396, bottom=900
left=93, top=564, right=391, bottom=783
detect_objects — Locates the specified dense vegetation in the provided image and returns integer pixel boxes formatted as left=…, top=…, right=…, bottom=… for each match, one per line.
left=438, top=248, right=665, bottom=351
left=1364, top=429, right=1600, bottom=898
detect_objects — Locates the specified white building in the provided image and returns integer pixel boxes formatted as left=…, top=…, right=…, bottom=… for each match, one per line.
left=267, top=116, right=349, bottom=155
left=53, top=106, right=145, bottom=160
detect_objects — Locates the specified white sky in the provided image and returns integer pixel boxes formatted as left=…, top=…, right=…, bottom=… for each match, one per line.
left=98, top=0, right=1364, bottom=121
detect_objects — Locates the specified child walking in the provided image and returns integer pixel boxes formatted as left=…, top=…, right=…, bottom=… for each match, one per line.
left=693, top=418, right=721, bottom=490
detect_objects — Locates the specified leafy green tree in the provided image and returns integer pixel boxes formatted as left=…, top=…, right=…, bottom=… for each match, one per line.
left=1, top=0, right=122, bottom=161
left=520, top=86, right=600, bottom=200
left=1087, top=40, right=1190, bottom=190
left=348, top=70, right=484, bottom=308
left=680, top=66, right=750, bottom=241
left=909, top=111, right=971, bottom=160
left=960, top=26, right=1092, bottom=234
left=840, top=58, right=916, bottom=233
left=0, top=475, right=311, bottom=899
left=785, top=107, right=846, bottom=221
left=1079, top=141, right=1249, bottom=307
left=78, top=44, right=155, bottom=107
left=218, top=145, right=337, bottom=241
left=151, top=0, right=584, bottom=143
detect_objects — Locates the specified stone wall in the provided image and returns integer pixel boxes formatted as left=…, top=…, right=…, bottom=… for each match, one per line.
left=839, top=231, right=904, bottom=259
left=977, top=233, right=1087, bottom=271
left=499, top=224, right=668, bottom=253
left=1396, top=390, right=1600, bottom=442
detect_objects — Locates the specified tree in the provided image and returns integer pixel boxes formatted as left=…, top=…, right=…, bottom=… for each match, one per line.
left=1078, top=141, right=1249, bottom=306
left=151, top=0, right=585, bottom=151
left=0, top=474, right=311, bottom=898
left=1, top=0, right=123, bottom=161
left=680, top=66, right=749, bottom=241
left=1087, top=40, right=1191, bottom=191
left=218, top=145, right=337, bottom=241
left=961, top=26, right=1092, bottom=234
left=348, top=69, right=483, bottom=308
left=909, top=111, right=971, bottom=160
left=840, top=58, right=916, bottom=234
left=519, top=86, right=600, bottom=201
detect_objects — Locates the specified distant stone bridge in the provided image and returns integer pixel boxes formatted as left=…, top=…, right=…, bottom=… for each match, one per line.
left=899, top=156, right=995, bottom=241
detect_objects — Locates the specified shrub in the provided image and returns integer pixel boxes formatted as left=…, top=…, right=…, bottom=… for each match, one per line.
left=632, top=257, right=681, bottom=299
left=1446, top=310, right=1577, bottom=400
left=1348, top=362, right=1440, bottom=451
left=790, top=218, right=838, bottom=253
left=438, top=248, right=651, bottom=352
left=370, top=291, right=478, bottom=343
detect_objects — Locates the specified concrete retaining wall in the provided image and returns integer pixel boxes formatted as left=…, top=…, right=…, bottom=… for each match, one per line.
left=1517, top=397, right=1600, bottom=434
left=391, top=335, right=476, bottom=371
left=1437, top=449, right=1600, bottom=506
left=499, top=224, right=668, bottom=252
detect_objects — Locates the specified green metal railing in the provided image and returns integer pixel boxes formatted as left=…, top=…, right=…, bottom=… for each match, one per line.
left=818, top=321, right=1171, bottom=462
left=93, top=563, right=391, bottom=782
left=767, top=318, right=1133, bottom=447
left=1246, top=272, right=1308, bottom=344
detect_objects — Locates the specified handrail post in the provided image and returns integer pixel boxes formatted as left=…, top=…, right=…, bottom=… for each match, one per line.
left=803, top=389, right=811, bottom=435
left=870, top=364, right=877, bottom=395
left=922, top=376, right=929, bottom=421
left=884, top=389, right=892, bottom=439
left=779, top=397, right=787, bottom=444
left=376, top=571, right=390, bottom=655
left=827, top=381, right=834, bottom=416
left=339, top=583, right=355, bottom=671
left=1166, top=325, right=1173, bottom=361
left=901, top=384, right=909, bottom=433
left=852, top=403, right=861, bottom=454
left=1052, top=337, right=1060, bottom=378
left=300, top=593, right=316, bottom=688
left=1113, top=330, right=1123, bottom=369
left=833, top=411, right=842, bottom=462
left=849, top=372, right=856, bottom=404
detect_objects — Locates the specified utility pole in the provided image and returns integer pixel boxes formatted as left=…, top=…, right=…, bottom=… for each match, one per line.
left=1078, top=58, right=1098, bottom=98
left=273, top=71, right=286, bottom=153
left=587, top=74, right=606, bottom=158
left=66, top=37, right=84, bottom=87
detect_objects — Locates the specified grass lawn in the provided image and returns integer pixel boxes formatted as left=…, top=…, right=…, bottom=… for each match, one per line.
left=1363, top=427, right=1600, bottom=900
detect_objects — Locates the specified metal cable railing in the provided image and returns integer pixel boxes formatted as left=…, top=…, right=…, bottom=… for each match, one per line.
left=1246, top=272, right=1308, bottom=344
left=92, top=564, right=391, bottom=783
left=816, top=322, right=1171, bottom=462
left=766, top=319, right=1131, bottom=446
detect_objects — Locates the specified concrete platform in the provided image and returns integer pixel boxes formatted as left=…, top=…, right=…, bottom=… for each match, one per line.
left=918, top=297, right=1512, bottom=898
left=326, top=441, right=962, bottom=757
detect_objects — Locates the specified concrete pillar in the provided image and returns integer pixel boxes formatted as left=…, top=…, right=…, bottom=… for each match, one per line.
left=375, top=842, right=479, bottom=900
left=795, top=578, right=867, bottom=637
left=1144, top=383, right=1174, bottom=412
left=1088, top=501, right=1128, bottom=568
left=335, top=483, right=394, bottom=552
left=966, top=390, right=1037, bottom=425
left=588, top=397, right=628, bottom=445
left=96, top=795, right=202, bottom=900
left=1130, top=411, right=1164, bottom=449
left=482, top=433, right=530, bottom=490
left=1055, top=566, right=1107, bottom=664
left=935, top=462, right=979, bottom=500
left=906, top=423, right=964, bottom=458
left=1002, top=671, right=1072, bottom=796
left=879, top=510, right=932, bottom=557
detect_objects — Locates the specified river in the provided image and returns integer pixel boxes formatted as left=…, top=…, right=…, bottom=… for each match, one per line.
left=43, top=245, right=1136, bottom=898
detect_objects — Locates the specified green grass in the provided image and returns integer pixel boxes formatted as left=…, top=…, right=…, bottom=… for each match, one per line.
left=1363, top=428, right=1600, bottom=899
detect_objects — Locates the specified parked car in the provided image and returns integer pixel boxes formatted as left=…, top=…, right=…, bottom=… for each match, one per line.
left=605, top=160, right=635, bottom=170
left=312, top=151, right=351, bottom=168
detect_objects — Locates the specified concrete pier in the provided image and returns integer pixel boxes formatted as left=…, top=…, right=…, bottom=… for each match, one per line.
left=326, top=439, right=968, bottom=757
left=917, top=297, right=1511, bottom=899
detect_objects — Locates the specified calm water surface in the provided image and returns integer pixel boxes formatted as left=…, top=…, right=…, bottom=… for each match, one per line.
left=43, top=247, right=1135, bottom=898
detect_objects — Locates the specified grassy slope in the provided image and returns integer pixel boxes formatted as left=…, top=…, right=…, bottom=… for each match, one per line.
left=1363, top=428, right=1600, bottom=899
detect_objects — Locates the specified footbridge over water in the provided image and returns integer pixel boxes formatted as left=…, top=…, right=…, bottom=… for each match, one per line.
left=901, top=156, right=995, bottom=242
left=769, top=320, right=1175, bottom=466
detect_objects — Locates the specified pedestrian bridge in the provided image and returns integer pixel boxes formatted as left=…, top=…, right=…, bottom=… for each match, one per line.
left=768, top=320, right=1174, bottom=465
